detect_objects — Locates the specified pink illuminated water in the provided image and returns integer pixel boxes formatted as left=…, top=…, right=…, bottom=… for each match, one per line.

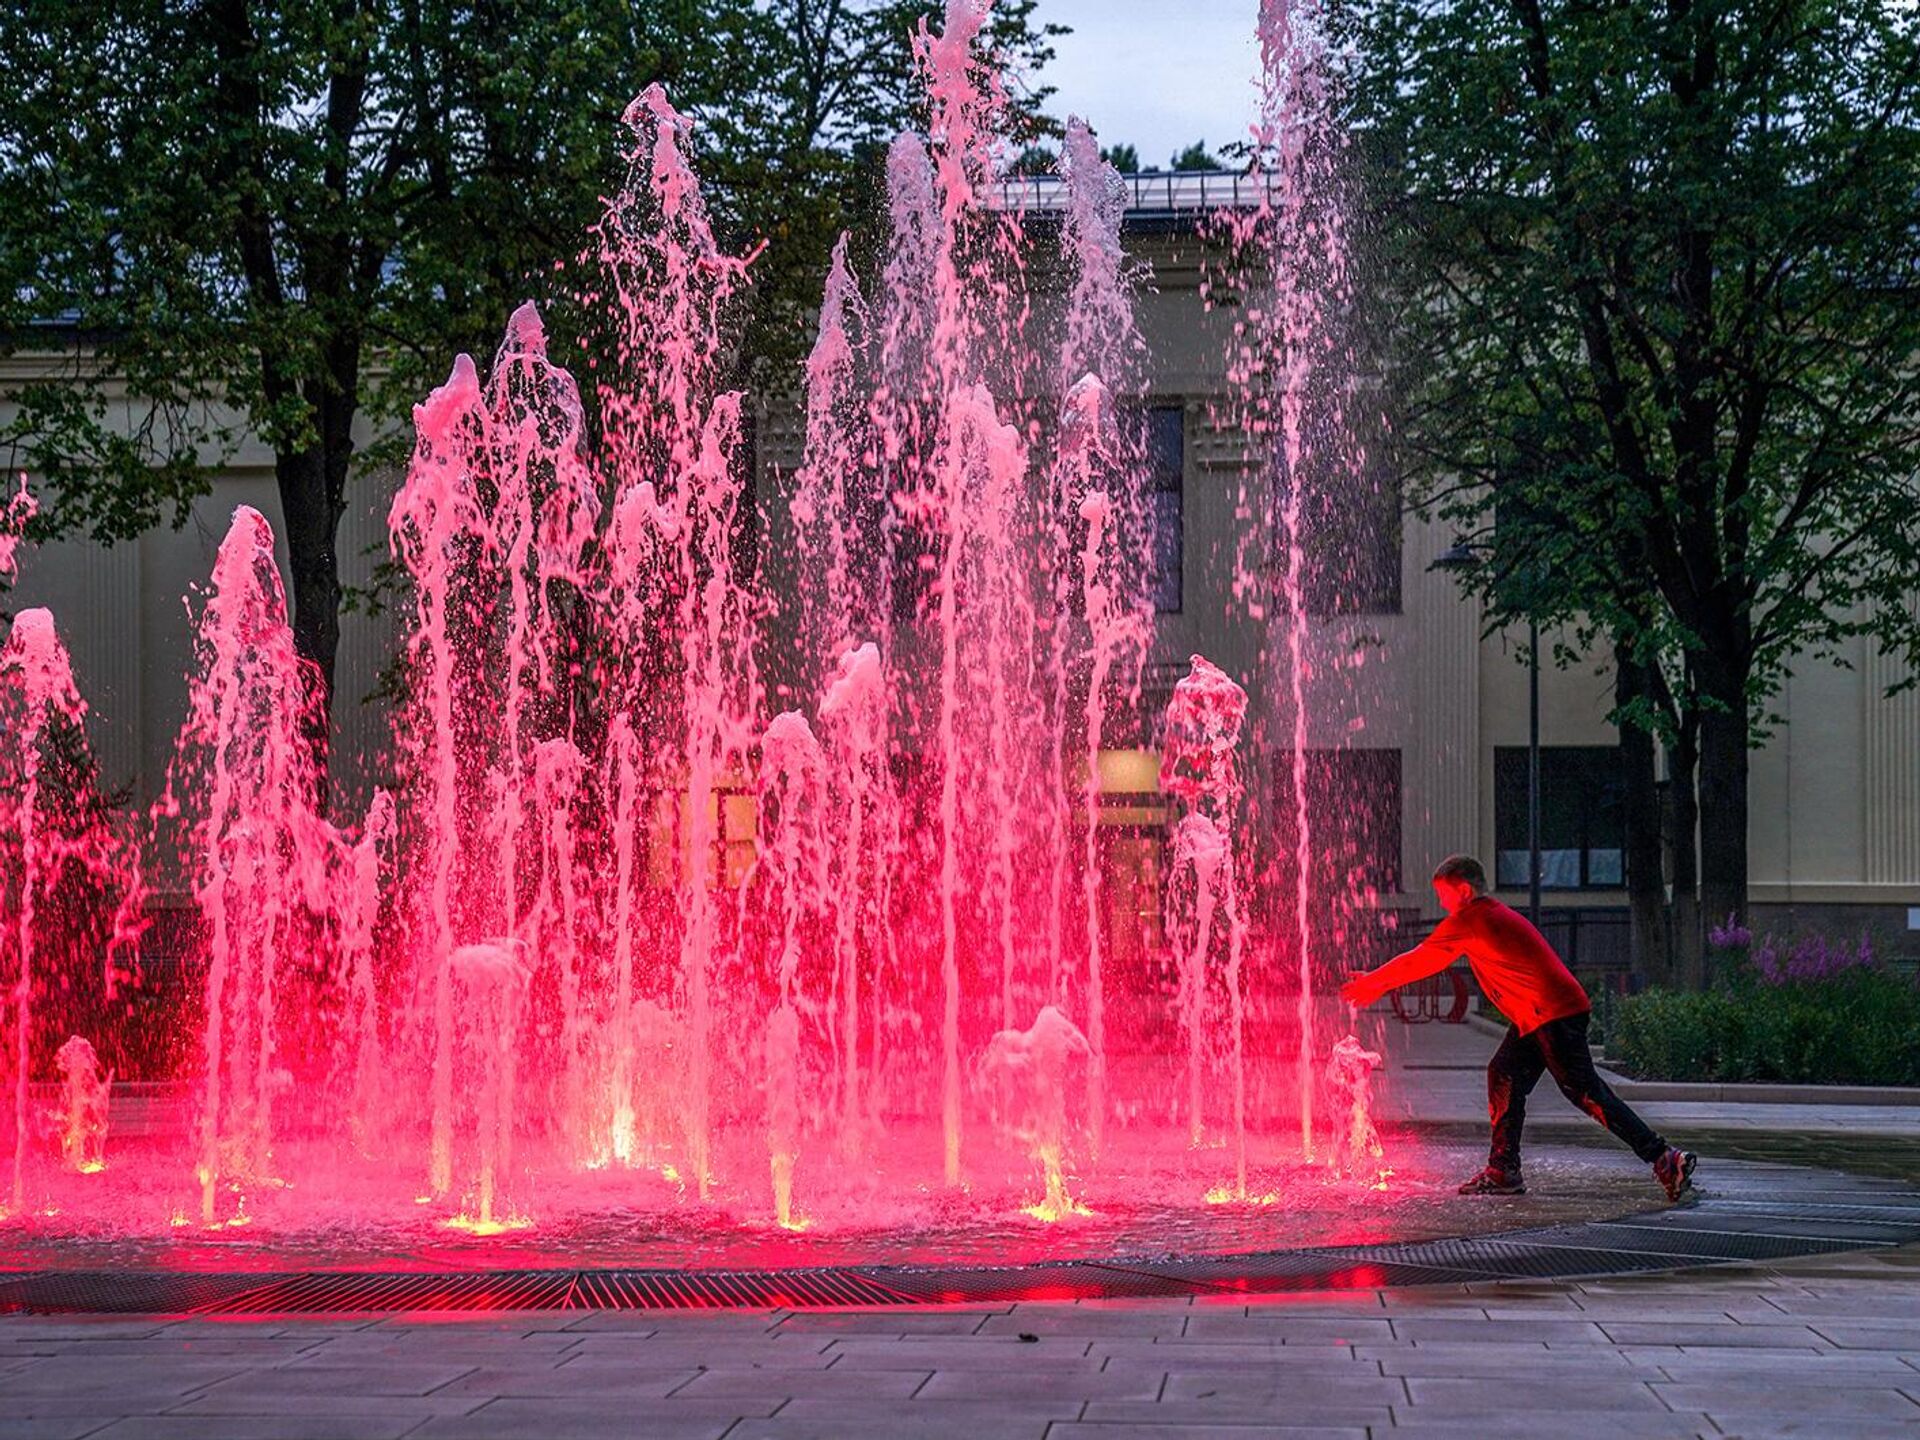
left=0, top=0, right=1398, bottom=1254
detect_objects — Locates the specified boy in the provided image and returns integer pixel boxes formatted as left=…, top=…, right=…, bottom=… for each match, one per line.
left=1341, top=854, right=1696, bottom=1199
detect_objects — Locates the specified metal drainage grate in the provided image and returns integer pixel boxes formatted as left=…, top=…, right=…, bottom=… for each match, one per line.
left=0, top=1269, right=277, bottom=1316
left=199, top=1270, right=577, bottom=1315
left=574, top=1269, right=911, bottom=1309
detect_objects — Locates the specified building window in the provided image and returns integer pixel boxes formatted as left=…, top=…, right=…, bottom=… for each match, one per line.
left=1147, top=404, right=1183, bottom=614
left=731, top=408, right=760, bottom=585
left=1273, top=748, right=1403, bottom=897
left=1300, top=460, right=1401, bottom=618
left=1494, top=746, right=1625, bottom=891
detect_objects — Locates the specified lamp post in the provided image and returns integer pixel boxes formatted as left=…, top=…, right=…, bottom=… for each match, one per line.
left=1431, top=539, right=1542, bottom=929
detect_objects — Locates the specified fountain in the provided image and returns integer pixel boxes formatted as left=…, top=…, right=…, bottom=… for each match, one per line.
left=54, top=1036, right=110, bottom=1174
left=0, top=0, right=1407, bottom=1262
left=0, top=606, right=138, bottom=1214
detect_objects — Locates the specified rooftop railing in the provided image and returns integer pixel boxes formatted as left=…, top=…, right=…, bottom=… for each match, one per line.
left=984, top=169, right=1279, bottom=216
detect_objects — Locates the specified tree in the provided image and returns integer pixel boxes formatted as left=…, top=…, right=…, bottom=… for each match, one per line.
left=688, top=0, right=1062, bottom=373
left=1009, top=143, right=1059, bottom=175
left=1169, top=140, right=1223, bottom=170
left=0, top=0, right=1061, bottom=776
left=1338, top=0, right=1920, bottom=968
left=1099, top=142, right=1141, bottom=173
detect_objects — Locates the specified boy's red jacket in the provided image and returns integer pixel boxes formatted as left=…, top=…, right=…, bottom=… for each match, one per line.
left=1367, top=895, right=1590, bottom=1033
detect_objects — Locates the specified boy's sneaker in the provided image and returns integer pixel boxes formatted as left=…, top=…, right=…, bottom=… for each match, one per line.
left=1654, top=1147, right=1697, bottom=1201
left=1457, top=1166, right=1525, bottom=1195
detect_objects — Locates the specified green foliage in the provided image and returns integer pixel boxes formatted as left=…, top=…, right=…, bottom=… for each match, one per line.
left=1335, top=0, right=1920, bottom=715
left=1099, top=142, right=1141, bottom=173
left=0, top=0, right=1063, bottom=687
left=1168, top=141, right=1222, bottom=171
left=1612, top=969, right=1920, bottom=1085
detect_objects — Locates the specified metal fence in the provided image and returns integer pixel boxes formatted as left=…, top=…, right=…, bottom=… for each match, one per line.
left=985, top=169, right=1281, bottom=216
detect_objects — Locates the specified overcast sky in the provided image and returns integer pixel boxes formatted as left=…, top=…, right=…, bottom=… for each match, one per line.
left=1026, top=0, right=1264, bottom=169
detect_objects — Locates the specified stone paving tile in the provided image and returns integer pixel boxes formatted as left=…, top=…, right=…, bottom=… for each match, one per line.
left=1238, top=1296, right=1386, bottom=1313
left=285, top=1330, right=581, bottom=1360
left=1386, top=1317, right=1613, bottom=1344
left=163, top=1390, right=484, bottom=1419
left=425, top=1362, right=700, bottom=1399
left=172, top=1319, right=383, bottom=1338
left=1783, top=1299, right=1920, bottom=1322
left=0, top=1357, right=253, bottom=1398
left=724, top=1415, right=1055, bottom=1440
left=1656, top=1380, right=1920, bottom=1417
left=730, top=1398, right=1083, bottom=1439
left=560, top=1311, right=779, bottom=1334
left=1090, top=1341, right=1362, bottom=1368
left=1160, top=1369, right=1407, bottom=1404
left=3, top=1335, right=321, bottom=1359
left=407, top=1401, right=738, bottom=1440
left=771, top=1310, right=1000, bottom=1335
left=1471, top=1302, right=1601, bottom=1319
left=0, top=1321, right=172, bottom=1341
left=978, top=1311, right=1186, bottom=1338
left=1651, top=1367, right=1904, bottom=1390
left=917, top=1363, right=1163, bottom=1400
left=1190, top=1316, right=1396, bottom=1343
left=1811, top=1321, right=1920, bottom=1348
left=191, top=1359, right=479, bottom=1397
left=1080, top=1400, right=1396, bottom=1428
left=825, top=1337, right=1094, bottom=1366
left=82, top=1417, right=427, bottom=1440
left=1604, top=1348, right=1833, bottom=1373
left=1400, top=1375, right=1670, bottom=1412
left=1364, top=1345, right=1640, bottom=1377
left=1575, top=1279, right=1803, bottom=1299
left=670, top=1364, right=930, bottom=1399
left=1597, top=1320, right=1831, bottom=1347
left=1558, top=1297, right=1795, bottom=1320
left=1630, top=1343, right=1918, bottom=1367
left=1684, top=1419, right=1920, bottom=1440
left=1179, top=1314, right=1388, bottom=1342
left=1354, top=1337, right=1553, bottom=1358
left=0, top=1397, right=208, bottom=1422
left=567, top=1332, right=833, bottom=1358
left=1378, top=1420, right=1713, bottom=1440
left=0, top=1423, right=120, bottom=1440
left=553, top=1340, right=837, bottom=1370
left=1042, top=1427, right=1370, bottom=1440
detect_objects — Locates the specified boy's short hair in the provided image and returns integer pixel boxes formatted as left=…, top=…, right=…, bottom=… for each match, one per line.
left=1431, top=854, right=1488, bottom=892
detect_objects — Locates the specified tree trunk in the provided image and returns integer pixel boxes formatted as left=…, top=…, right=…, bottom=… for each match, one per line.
left=1615, top=648, right=1670, bottom=988
left=275, top=440, right=347, bottom=802
left=1667, top=710, right=1702, bottom=987
left=1694, top=659, right=1750, bottom=985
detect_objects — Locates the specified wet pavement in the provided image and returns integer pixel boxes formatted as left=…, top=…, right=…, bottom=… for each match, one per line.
left=4, top=1019, right=1918, bottom=1437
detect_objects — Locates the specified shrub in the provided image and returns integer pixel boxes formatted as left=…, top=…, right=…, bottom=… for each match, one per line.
left=1611, top=967, right=1920, bottom=1086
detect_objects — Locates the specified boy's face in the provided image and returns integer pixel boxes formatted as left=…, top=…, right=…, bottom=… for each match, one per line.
left=1432, top=876, right=1476, bottom=915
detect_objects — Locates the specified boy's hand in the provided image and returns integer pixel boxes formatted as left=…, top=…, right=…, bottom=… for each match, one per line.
left=1340, top=972, right=1379, bottom=1009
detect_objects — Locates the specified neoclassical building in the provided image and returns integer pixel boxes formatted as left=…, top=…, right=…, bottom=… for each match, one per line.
left=6, top=172, right=1917, bottom=980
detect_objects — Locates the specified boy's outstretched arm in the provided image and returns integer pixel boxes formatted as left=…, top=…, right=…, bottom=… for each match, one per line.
left=1340, top=940, right=1459, bottom=1009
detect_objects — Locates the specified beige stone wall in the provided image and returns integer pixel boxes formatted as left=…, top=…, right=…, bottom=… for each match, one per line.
left=0, top=350, right=400, bottom=813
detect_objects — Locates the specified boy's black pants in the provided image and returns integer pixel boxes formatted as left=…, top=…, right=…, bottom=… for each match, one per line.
left=1487, top=1011, right=1665, bottom=1174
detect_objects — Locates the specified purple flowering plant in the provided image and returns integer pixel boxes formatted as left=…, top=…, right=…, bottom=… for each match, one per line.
left=1708, top=913, right=1876, bottom=986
